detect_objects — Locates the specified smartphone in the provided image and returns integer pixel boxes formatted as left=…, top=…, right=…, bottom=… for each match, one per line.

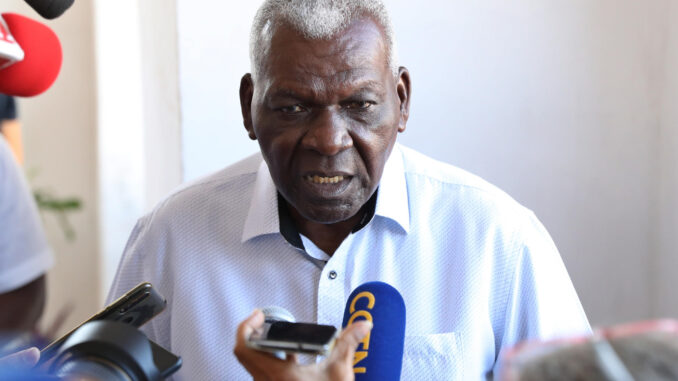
left=39, top=282, right=166, bottom=363
left=247, top=321, right=338, bottom=356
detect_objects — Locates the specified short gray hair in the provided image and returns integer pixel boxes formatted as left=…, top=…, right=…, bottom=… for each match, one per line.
left=249, top=0, right=398, bottom=80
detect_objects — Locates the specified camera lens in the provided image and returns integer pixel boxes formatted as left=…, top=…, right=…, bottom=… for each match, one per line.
left=56, top=356, right=133, bottom=381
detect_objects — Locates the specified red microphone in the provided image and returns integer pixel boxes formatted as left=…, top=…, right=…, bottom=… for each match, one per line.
left=0, top=13, right=62, bottom=97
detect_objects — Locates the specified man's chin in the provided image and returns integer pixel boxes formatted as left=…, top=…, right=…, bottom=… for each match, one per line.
left=300, top=205, right=359, bottom=225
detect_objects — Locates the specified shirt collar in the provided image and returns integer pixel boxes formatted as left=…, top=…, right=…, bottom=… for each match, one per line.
left=374, top=143, right=410, bottom=233
left=241, top=144, right=410, bottom=243
left=241, top=159, right=280, bottom=242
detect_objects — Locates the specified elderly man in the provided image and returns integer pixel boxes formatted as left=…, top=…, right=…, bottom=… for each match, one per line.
left=107, top=0, right=590, bottom=379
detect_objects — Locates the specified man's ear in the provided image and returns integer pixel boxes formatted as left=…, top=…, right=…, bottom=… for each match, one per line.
left=239, top=73, right=257, bottom=140
left=396, top=66, right=412, bottom=132
left=396, top=66, right=411, bottom=133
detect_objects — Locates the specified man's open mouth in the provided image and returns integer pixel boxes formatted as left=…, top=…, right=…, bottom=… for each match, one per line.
left=304, top=175, right=345, bottom=184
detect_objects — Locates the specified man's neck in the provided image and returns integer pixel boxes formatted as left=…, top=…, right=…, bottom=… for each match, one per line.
left=289, top=208, right=363, bottom=255
left=277, top=191, right=378, bottom=256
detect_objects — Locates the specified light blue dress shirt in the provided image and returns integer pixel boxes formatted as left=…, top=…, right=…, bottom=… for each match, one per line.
left=107, top=143, right=590, bottom=380
left=0, top=136, right=53, bottom=293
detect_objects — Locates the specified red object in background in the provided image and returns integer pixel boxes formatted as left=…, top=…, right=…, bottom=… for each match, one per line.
left=0, top=13, right=62, bottom=97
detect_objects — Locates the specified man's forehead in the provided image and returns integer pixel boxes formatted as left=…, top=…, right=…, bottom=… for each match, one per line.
left=269, top=20, right=386, bottom=67
left=258, top=18, right=390, bottom=95
left=270, top=16, right=386, bottom=52
left=267, top=76, right=387, bottom=100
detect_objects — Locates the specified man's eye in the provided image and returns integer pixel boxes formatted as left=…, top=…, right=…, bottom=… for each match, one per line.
left=345, top=101, right=373, bottom=110
left=279, top=105, right=305, bottom=114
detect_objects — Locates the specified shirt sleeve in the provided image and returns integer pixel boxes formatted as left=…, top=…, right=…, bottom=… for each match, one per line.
left=105, top=216, right=178, bottom=363
left=0, top=137, right=53, bottom=293
left=105, top=218, right=150, bottom=304
left=494, top=210, right=591, bottom=374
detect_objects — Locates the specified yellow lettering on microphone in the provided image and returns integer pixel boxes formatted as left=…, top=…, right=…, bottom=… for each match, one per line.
left=349, top=291, right=375, bottom=313
left=348, top=310, right=373, bottom=325
left=353, top=351, right=368, bottom=373
left=348, top=310, right=372, bottom=350
left=349, top=291, right=376, bottom=373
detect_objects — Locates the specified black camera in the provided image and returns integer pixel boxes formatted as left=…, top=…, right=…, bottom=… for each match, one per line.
left=1, top=321, right=180, bottom=380
left=0, top=283, right=181, bottom=380
left=48, top=320, right=181, bottom=380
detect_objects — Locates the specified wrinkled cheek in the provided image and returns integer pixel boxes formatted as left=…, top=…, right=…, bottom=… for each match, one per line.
left=265, top=142, right=297, bottom=187
left=267, top=142, right=292, bottom=169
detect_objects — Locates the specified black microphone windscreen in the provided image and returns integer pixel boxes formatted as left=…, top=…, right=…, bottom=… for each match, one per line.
left=24, top=0, right=74, bottom=19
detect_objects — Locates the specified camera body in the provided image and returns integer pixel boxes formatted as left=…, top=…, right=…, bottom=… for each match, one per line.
left=50, top=320, right=181, bottom=381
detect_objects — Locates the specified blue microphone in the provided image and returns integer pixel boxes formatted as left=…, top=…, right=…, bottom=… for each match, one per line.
left=341, top=281, right=406, bottom=380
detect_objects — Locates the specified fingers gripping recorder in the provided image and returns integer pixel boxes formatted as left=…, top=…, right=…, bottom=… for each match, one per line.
left=247, top=307, right=339, bottom=357
left=341, top=282, right=406, bottom=381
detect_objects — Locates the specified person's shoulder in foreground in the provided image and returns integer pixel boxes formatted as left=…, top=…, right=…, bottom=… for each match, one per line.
left=0, top=136, right=53, bottom=333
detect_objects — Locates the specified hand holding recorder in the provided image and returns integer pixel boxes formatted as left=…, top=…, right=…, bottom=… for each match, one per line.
left=234, top=309, right=372, bottom=381
left=235, top=281, right=405, bottom=381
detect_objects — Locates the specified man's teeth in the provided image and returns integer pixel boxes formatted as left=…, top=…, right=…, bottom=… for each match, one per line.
left=306, top=175, right=344, bottom=184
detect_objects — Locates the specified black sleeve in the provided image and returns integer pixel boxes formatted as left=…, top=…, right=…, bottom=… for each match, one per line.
left=0, top=94, right=17, bottom=121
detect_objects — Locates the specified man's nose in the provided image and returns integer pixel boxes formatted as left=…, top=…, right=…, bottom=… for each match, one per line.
left=301, top=108, right=352, bottom=156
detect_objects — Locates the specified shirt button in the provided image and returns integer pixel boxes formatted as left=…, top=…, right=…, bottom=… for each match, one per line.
left=328, top=270, right=338, bottom=280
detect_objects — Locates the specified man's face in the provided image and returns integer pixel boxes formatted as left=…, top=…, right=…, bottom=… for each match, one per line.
left=241, top=18, right=410, bottom=224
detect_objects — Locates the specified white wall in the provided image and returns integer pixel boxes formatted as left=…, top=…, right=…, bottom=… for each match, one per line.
left=176, top=0, right=677, bottom=327
left=137, top=1, right=182, bottom=210
left=176, top=2, right=260, bottom=180
left=389, top=0, right=665, bottom=326
left=94, top=0, right=182, bottom=302
left=654, top=0, right=678, bottom=318
left=94, top=0, right=145, bottom=304
left=0, top=0, right=100, bottom=336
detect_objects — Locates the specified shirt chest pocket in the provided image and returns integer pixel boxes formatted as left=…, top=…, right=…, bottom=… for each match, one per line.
left=401, top=332, right=464, bottom=381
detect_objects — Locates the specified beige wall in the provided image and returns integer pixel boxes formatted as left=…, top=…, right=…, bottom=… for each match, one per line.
left=0, top=0, right=100, bottom=336
left=654, top=0, right=678, bottom=318
left=1, top=0, right=181, bottom=337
